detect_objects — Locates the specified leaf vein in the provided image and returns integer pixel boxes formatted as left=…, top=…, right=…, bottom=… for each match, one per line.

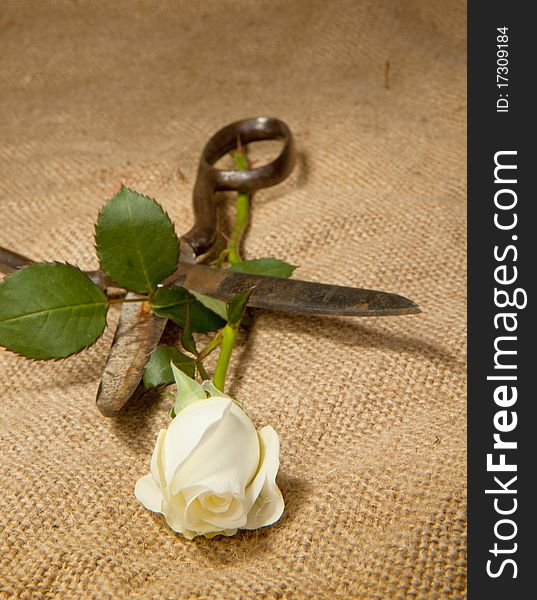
left=0, top=302, right=107, bottom=325
left=126, top=199, right=153, bottom=292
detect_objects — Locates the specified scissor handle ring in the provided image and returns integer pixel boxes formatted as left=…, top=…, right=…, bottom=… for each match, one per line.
left=183, top=116, right=296, bottom=255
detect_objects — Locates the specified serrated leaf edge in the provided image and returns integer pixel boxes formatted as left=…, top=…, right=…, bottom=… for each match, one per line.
left=0, top=261, right=110, bottom=361
left=94, top=185, right=180, bottom=293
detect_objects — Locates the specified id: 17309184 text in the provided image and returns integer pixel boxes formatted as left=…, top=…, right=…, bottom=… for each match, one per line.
left=496, top=26, right=509, bottom=113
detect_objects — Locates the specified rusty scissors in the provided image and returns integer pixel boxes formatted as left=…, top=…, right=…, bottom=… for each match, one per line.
left=0, top=116, right=420, bottom=416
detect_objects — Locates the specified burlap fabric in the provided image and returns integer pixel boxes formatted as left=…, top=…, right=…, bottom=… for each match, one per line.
left=0, top=1, right=466, bottom=598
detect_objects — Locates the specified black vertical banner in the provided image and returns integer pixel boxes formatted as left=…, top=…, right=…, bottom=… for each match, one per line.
left=468, top=2, right=534, bottom=597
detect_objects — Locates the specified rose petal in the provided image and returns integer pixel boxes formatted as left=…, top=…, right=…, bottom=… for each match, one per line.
left=203, top=528, right=238, bottom=539
left=244, top=426, right=278, bottom=507
left=134, top=474, right=163, bottom=513
left=162, top=492, right=191, bottom=536
left=181, top=486, right=246, bottom=534
left=245, top=485, right=284, bottom=530
left=202, top=495, right=247, bottom=530
left=150, top=429, right=167, bottom=492
left=201, top=491, right=233, bottom=514
left=169, top=400, right=259, bottom=497
left=182, top=485, right=212, bottom=533
left=164, top=397, right=232, bottom=484
left=244, top=426, right=284, bottom=529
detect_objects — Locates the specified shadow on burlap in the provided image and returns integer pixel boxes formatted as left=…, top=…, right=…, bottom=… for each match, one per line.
left=0, top=1, right=466, bottom=597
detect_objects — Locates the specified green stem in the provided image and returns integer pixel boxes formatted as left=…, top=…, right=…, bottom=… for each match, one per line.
left=227, top=150, right=250, bottom=265
left=212, top=324, right=238, bottom=391
left=196, top=360, right=209, bottom=381
left=200, top=146, right=251, bottom=391
left=108, top=296, right=149, bottom=305
left=198, top=330, right=223, bottom=360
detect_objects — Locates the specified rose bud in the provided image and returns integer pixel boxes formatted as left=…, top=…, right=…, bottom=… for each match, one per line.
left=135, top=395, right=284, bottom=539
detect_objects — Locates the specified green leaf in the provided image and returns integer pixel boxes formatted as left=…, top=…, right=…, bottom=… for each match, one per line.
left=95, top=186, right=179, bottom=293
left=180, top=308, right=198, bottom=355
left=151, top=286, right=225, bottom=333
left=229, top=258, right=297, bottom=279
left=171, top=362, right=207, bottom=414
left=189, top=291, right=228, bottom=320
left=0, top=263, right=108, bottom=359
left=226, top=288, right=254, bottom=326
left=143, top=345, right=195, bottom=388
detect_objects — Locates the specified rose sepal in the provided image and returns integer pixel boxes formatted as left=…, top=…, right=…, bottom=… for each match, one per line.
left=171, top=361, right=207, bottom=416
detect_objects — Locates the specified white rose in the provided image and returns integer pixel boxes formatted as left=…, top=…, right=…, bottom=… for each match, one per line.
left=134, top=396, right=284, bottom=539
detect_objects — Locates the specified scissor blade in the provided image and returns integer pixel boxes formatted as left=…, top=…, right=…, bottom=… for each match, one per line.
left=96, top=293, right=167, bottom=416
left=174, top=263, right=420, bottom=317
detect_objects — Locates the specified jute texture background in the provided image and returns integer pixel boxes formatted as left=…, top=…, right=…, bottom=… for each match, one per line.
left=0, top=1, right=466, bottom=598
